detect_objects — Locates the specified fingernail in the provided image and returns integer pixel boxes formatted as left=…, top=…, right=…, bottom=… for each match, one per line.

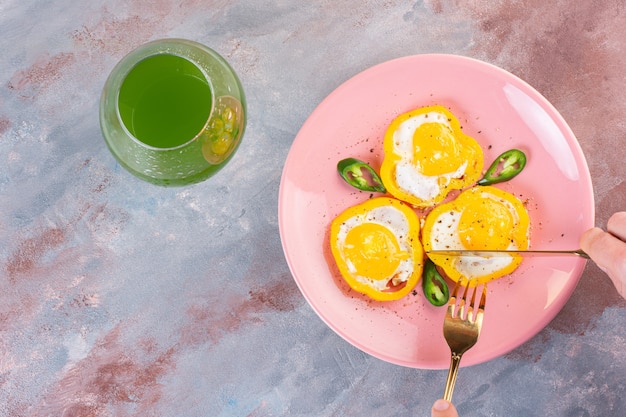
left=433, top=399, right=450, bottom=411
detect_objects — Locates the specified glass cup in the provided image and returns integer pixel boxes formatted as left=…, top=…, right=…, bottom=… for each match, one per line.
left=100, top=39, right=246, bottom=186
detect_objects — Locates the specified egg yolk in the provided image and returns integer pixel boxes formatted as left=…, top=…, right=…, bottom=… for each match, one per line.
left=458, top=197, right=515, bottom=250
left=414, top=122, right=462, bottom=176
left=343, top=223, right=409, bottom=281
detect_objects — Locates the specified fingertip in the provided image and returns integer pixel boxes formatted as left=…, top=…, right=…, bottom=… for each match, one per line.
left=431, top=399, right=459, bottom=417
left=607, top=212, right=626, bottom=241
left=433, top=399, right=450, bottom=411
left=608, top=211, right=626, bottom=224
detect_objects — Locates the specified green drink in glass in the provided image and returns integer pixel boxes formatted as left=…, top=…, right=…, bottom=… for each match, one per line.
left=100, top=39, right=246, bottom=186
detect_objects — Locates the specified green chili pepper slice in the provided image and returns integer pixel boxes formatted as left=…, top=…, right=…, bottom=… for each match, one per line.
left=337, top=158, right=386, bottom=193
left=422, top=258, right=450, bottom=307
left=478, top=149, right=527, bottom=186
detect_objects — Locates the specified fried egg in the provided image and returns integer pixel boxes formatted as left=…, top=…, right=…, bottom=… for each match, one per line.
left=380, top=105, right=484, bottom=208
left=330, top=197, right=424, bottom=301
left=422, top=185, right=530, bottom=285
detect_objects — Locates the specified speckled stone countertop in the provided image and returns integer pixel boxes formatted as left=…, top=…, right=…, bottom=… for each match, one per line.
left=1, top=1, right=625, bottom=416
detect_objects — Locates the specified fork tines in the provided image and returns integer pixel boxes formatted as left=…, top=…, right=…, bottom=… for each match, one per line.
left=448, top=280, right=487, bottom=323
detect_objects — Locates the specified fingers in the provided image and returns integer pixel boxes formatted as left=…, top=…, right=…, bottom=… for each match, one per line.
left=580, top=225, right=626, bottom=298
left=580, top=227, right=608, bottom=262
left=431, top=399, right=460, bottom=417
left=607, top=212, right=626, bottom=242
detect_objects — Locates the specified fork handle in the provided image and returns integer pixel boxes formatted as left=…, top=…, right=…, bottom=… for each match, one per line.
left=443, top=353, right=463, bottom=401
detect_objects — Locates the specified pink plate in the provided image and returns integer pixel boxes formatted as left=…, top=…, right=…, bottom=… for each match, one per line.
left=278, top=54, right=594, bottom=369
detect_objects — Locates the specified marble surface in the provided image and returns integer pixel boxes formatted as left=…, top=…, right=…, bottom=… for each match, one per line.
left=1, top=1, right=625, bottom=416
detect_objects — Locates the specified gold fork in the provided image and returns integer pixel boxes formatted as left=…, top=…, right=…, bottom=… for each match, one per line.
left=442, top=281, right=487, bottom=401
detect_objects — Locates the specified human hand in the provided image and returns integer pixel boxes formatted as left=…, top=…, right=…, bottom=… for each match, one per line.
left=431, top=399, right=459, bottom=417
left=580, top=212, right=626, bottom=298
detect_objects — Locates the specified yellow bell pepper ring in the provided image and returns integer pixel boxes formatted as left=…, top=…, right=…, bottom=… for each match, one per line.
left=380, top=105, right=484, bottom=208
left=422, top=185, right=530, bottom=286
left=329, top=197, right=424, bottom=301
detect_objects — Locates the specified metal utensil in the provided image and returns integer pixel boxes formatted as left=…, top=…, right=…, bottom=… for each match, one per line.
left=427, top=249, right=589, bottom=259
left=442, top=282, right=486, bottom=401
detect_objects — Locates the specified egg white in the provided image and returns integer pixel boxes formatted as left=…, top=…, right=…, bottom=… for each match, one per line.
left=392, top=111, right=467, bottom=201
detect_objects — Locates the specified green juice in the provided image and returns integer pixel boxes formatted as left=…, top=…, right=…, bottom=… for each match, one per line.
left=118, top=54, right=213, bottom=148
left=101, top=39, right=246, bottom=186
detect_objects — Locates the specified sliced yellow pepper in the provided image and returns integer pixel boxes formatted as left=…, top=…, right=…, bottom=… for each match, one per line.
left=330, top=197, right=424, bottom=301
left=422, top=185, right=530, bottom=286
left=380, top=105, right=484, bottom=208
